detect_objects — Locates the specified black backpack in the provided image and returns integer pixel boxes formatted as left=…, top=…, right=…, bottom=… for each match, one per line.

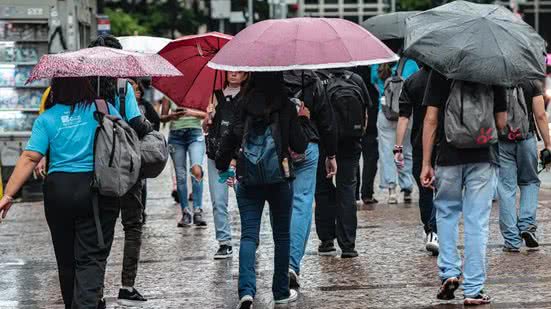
left=206, top=90, right=240, bottom=159
left=321, top=71, right=366, bottom=138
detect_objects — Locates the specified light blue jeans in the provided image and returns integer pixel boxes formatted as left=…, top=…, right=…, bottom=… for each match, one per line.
left=290, top=143, right=319, bottom=274
left=168, top=128, right=205, bottom=211
left=497, top=136, right=540, bottom=249
left=207, top=158, right=232, bottom=245
left=434, top=163, right=497, bottom=297
left=376, top=110, right=414, bottom=191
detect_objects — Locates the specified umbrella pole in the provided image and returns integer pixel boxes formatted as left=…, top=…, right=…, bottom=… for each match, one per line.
left=97, top=76, right=100, bottom=97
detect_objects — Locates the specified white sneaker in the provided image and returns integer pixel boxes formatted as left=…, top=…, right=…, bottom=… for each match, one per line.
left=388, top=188, right=398, bottom=204
left=425, top=232, right=439, bottom=255
left=274, top=289, right=298, bottom=305
left=236, top=295, right=253, bottom=309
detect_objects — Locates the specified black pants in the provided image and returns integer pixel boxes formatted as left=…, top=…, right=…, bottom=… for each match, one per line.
left=412, top=155, right=437, bottom=233
left=44, top=172, right=119, bottom=309
left=315, top=139, right=361, bottom=251
left=356, top=132, right=379, bottom=200
left=120, top=181, right=144, bottom=287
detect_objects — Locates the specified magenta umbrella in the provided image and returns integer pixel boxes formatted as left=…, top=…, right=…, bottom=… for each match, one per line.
left=27, top=46, right=182, bottom=83
left=153, top=32, right=232, bottom=111
left=208, top=17, right=398, bottom=71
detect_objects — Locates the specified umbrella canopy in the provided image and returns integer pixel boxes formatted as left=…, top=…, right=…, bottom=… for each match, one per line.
left=152, top=32, right=232, bottom=111
left=404, top=1, right=546, bottom=86
left=362, top=11, right=421, bottom=40
left=27, top=46, right=182, bottom=82
left=118, top=36, right=172, bottom=53
left=208, top=17, right=397, bottom=72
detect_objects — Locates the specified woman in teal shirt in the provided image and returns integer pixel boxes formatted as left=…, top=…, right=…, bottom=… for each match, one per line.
left=0, top=77, right=121, bottom=309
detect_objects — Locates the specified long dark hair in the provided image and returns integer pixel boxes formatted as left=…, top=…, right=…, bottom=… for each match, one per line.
left=89, top=35, right=123, bottom=104
left=50, top=77, right=96, bottom=109
left=243, top=72, right=287, bottom=121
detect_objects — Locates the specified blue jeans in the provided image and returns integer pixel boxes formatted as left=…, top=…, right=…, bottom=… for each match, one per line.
left=290, top=143, right=319, bottom=274
left=376, top=111, right=414, bottom=191
left=434, top=163, right=497, bottom=297
left=236, top=182, right=293, bottom=301
left=497, top=136, right=540, bottom=249
left=207, top=159, right=232, bottom=245
left=168, top=128, right=205, bottom=211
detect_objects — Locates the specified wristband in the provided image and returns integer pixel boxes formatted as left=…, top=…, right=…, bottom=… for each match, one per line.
left=3, top=195, right=14, bottom=202
left=393, top=145, right=403, bottom=154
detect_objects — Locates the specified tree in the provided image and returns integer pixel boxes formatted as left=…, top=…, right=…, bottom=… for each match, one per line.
left=105, top=8, right=149, bottom=36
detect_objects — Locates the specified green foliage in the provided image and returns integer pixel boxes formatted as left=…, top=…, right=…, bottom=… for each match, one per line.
left=398, top=0, right=432, bottom=11
left=105, top=8, right=149, bottom=36
left=105, top=0, right=207, bottom=38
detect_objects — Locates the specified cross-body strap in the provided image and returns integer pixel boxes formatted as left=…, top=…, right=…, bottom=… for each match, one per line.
left=117, top=78, right=128, bottom=119
left=91, top=192, right=106, bottom=248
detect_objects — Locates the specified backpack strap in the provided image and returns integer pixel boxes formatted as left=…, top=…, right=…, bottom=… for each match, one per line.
left=94, top=99, right=109, bottom=115
left=117, top=78, right=128, bottom=119
left=396, top=57, right=407, bottom=77
left=91, top=192, right=106, bottom=248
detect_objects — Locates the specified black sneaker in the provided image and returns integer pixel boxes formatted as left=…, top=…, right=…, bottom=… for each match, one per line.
left=97, top=298, right=106, bottom=309
left=437, top=277, right=460, bottom=300
left=502, top=246, right=520, bottom=253
left=177, top=208, right=192, bottom=227
left=362, top=197, right=379, bottom=204
left=318, top=241, right=337, bottom=256
left=118, top=287, right=147, bottom=306
left=464, top=290, right=491, bottom=306
left=341, top=250, right=359, bottom=258
left=403, top=190, right=412, bottom=203
left=236, top=295, right=253, bottom=309
left=193, top=209, right=208, bottom=228
left=521, top=230, right=539, bottom=249
left=171, top=190, right=180, bottom=203
left=289, top=269, right=300, bottom=289
left=214, top=245, right=233, bottom=259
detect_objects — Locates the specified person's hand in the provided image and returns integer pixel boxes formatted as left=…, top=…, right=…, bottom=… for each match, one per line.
left=325, top=156, right=337, bottom=178
left=202, top=113, right=213, bottom=132
left=34, top=158, right=47, bottom=179
left=226, top=176, right=236, bottom=187
left=420, top=165, right=435, bottom=189
left=393, top=145, right=404, bottom=170
left=298, top=103, right=310, bottom=119
left=0, top=195, right=14, bottom=223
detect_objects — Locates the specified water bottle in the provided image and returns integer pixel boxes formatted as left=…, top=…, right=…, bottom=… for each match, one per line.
left=218, top=166, right=236, bottom=184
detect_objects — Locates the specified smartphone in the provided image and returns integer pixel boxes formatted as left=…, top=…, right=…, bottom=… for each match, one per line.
left=175, top=107, right=186, bottom=113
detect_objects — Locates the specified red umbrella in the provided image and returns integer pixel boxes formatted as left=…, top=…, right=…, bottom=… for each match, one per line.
left=208, top=18, right=398, bottom=72
left=153, top=32, right=233, bottom=111
left=27, top=46, right=182, bottom=82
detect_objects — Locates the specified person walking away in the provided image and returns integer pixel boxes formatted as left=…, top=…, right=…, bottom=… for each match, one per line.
left=394, top=65, right=438, bottom=255
left=371, top=58, right=418, bottom=204
left=421, top=70, right=507, bottom=305
left=353, top=65, right=381, bottom=204
left=314, top=69, right=371, bottom=258
left=89, top=35, right=154, bottom=306
left=204, top=71, right=249, bottom=259
left=128, top=78, right=161, bottom=224
left=160, top=98, right=208, bottom=227
left=0, top=77, right=122, bottom=309
left=215, top=72, right=307, bottom=309
left=497, top=80, right=551, bottom=251
left=283, top=70, right=338, bottom=288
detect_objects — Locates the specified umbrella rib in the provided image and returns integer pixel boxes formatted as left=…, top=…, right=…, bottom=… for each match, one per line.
left=486, top=22, right=510, bottom=85
left=173, top=54, right=203, bottom=68
left=178, top=60, right=211, bottom=104
left=320, top=19, right=354, bottom=63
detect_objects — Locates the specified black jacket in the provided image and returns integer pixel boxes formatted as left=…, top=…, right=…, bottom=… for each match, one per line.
left=284, top=71, right=337, bottom=156
left=215, top=90, right=308, bottom=178
left=139, top=99, right=161, bottom=131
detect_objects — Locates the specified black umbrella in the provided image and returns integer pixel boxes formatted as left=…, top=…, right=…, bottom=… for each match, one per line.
left=362, top=11, right=421, bottom=41
left=403, top=1, right=546, bottom=86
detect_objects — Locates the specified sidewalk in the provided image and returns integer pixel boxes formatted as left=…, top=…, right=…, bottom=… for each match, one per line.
left=1, top=164, right=551, bottom=308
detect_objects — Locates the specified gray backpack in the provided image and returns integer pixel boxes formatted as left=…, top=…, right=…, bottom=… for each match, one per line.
left=444, top=81, right=497, bottom=149
left=92, top=99, right=141, bottom=197
left=499, top=86, right=530, bottom=142
left=118, top=78, right=168, bottom=178
left=382, top=58, right=406, bottom=121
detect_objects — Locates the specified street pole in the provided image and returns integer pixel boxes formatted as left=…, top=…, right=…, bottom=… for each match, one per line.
left=280, top=0, right=287, bottom=18
left=535, top=0, right=540, bottom=33
left=248, top=0, right=254, bottom=25
left=390, top=0, right=396, bottom=12
left=219, top=19, right=225, bottom=33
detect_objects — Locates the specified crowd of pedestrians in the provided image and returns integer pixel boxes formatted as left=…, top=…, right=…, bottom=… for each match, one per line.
left=1, top=5, right=551, bottom=308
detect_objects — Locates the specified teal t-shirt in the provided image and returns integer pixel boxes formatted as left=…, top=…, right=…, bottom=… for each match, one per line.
left=26, top=103, right=121, bottom=174
left=371, top=59, right=419, bottom=109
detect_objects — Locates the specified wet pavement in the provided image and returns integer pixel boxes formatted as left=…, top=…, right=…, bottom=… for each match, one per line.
left=2, top=163, right=551, bottom=309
